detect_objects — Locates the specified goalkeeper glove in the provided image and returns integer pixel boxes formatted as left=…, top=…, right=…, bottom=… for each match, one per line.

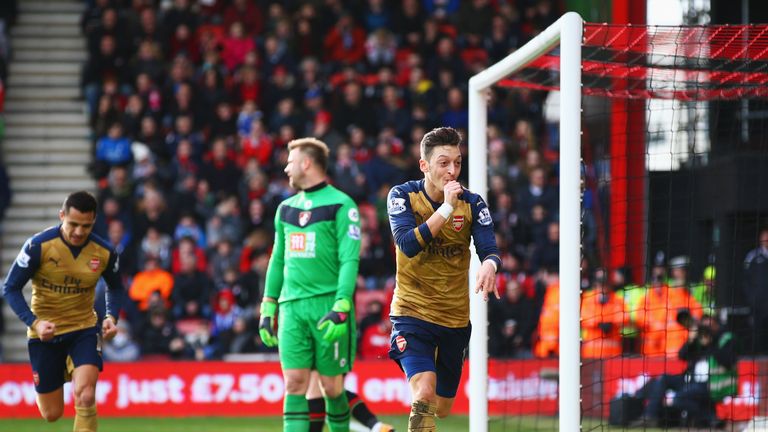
left=259, top=301, right=279, bottom=347
left=317, top=298, right=352, bottom=342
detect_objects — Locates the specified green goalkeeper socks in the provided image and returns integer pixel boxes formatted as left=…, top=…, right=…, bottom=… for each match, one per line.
left=283, top=394, right=309, bottom=432
left=324, top=392, right=350, bottom=432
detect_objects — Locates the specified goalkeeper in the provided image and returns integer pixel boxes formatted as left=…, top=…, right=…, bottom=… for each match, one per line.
left=259, top=137, right=361, bottom=432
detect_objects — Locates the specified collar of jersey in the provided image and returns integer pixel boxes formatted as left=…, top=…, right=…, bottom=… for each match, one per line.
left=57, top=224, right=88, bottom=258
left=302, top=181, right=328, bottom=194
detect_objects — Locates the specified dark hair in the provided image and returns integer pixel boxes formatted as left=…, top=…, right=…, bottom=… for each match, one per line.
left=420, top=127, right=461, bottom=161
left=63, top=191, right=98, bottom=215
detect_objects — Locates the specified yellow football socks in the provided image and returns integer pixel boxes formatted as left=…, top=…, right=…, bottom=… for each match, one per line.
left=73, top=405, right=97, bottom=432
left=408, top=400, right=437, bottom=432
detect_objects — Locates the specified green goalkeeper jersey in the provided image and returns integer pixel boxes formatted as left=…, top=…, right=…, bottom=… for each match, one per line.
left=264, top=182, right=361, bottom=303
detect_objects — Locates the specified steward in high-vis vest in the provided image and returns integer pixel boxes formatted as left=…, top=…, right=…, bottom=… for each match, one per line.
left=581, top=269, right=628, bottom=358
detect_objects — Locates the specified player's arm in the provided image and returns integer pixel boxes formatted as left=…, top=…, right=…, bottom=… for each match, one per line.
left=470, top=195, right=502, bottom=300
left=259, top=205, right=286, bottom=347
left=263, top=205, right=286, bottom=302
left=2, top=238, right=40, bottom=327
left=387, top=185, right=435, bottom=257
left=333, top=201, right=361, bottom=301
left=317, top=200, right=361, bottom=341
left=100, top=249, right=125, bottom=340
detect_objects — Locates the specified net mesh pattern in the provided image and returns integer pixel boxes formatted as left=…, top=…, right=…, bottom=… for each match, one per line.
left=500, top=23, right=768, bottom=100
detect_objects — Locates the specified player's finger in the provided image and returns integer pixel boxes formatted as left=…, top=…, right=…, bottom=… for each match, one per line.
left=493, top=283, right=501, bottom=300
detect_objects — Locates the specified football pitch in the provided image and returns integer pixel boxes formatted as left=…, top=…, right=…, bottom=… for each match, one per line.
left=0, top=416, right=668, bottom=431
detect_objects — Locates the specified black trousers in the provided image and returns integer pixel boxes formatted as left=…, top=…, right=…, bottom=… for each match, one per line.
left=638, top=374, right=712, bottom=421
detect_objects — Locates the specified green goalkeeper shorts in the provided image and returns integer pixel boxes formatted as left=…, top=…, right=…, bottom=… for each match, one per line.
left=278, top=293, right=356, bottom=375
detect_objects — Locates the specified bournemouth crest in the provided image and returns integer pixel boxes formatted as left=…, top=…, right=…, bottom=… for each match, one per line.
left=299, top=211, right=312, bottom=227
left=452, top=215, right=464, bottom=231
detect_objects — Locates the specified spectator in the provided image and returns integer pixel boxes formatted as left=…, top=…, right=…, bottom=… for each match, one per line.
left=208, top=101, right=237, bottom=141
left=94, top=122, right=133, bottom=177
left=223, top=0, right=263, bottom=37
left=360, top=319, right=392, bottom=360
left=138, top=307, right=186, bottom=358
left=238, top=118, right=273, bottom=167
left=200, top=137, right=241, bottom=199
left=489, top=278, right=536, bottom=358
left=323, top=13, right=366, bottom=67
left=533, top=269, right=560, bottom=358
left=106, top=218, right=137, bottom=277
left=631, top=315, right=736, bottom=428
left=170, top=235, right=208, bottom=274
left=208, top=289, right=243, bottom=358
left=636, top=261, right=703, bottom=357
left=613, top=266, right=644, bottom=354
left=226, top=316, right=262, bottom=354
left=102, top=321, right=141, bottom=362
left=221, top=21, right=255, bottom=73
left=580, top=268, right=627, bottom=359
left=173, top=213, right=206, bottom=249
left=82, top=34, right=127, bottom=116
left=172, top=252, right=214, bottom=320
left=134, top=184, right=175, bottom=238
left=236, top=246, right=267, bottom=311
left=208, top=240, right=241, bottom=286
left=518, top=166, right=557, bottom=219
left=334, top=82, right=379, bottom=135
left=128, top=256, right=174, bottom=312
left=531, top=221, right=559, bottom=272
left=206, top=196, right=244, bottom=247
left=363, top=137, right=406, bottom=201
left=743, top=228, right=768, bottom=353
left=130, top=39, right=164, bottom=85
left=694, top=265, right=717, bottom=316
left=137, top=226, right=173, bottom=270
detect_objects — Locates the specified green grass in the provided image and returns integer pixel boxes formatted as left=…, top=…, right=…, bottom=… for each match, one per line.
left=0, top=416, right=671, bottom=431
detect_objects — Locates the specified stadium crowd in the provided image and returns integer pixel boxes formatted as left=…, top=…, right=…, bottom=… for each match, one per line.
left=74, top=0, right=731, bottom=366
left=79, top=0, right=569, bottom=362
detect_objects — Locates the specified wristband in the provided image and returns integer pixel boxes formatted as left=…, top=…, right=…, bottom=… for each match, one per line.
left=484, top=259, right=498, bottom=272
left=436, top=202, right=454, bottom=220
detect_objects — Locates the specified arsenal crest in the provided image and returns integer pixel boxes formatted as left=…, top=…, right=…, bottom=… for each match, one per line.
left=89, top=257, right=101, bottom=272
left=396, top=335, right=407, bottom=352
left=452, top=215, right=464, bottom=231
left=299, top=211, right=312, bottom=227
left=32, top=371, right=39, bottom=386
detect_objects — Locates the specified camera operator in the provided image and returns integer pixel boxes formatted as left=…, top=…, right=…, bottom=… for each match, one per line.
left=631, top=311, right=737, bottom=428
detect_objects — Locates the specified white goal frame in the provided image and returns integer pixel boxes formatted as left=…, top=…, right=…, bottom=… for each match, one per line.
left=467, top=11, right=583, bottom=432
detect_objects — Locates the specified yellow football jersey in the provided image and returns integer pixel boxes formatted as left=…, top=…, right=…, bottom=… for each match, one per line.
left=387, top=180, right=500, bottom=328
left=3, top=226, right=123, bottom=338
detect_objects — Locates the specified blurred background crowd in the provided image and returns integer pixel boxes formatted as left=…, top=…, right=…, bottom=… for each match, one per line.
left=79, top=0, right=572, bottom=362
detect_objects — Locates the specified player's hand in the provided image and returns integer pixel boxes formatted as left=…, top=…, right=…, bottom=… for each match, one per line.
left=102, top=316, right=118, bottom=342
left=34, top=320, right=56, bottom=342
left=443, top=180, right=463, bottom=207
left=475, top=260, right=499, bottom=301
left=259, top=301, right=279, bottom=347
left=317, top=298, right=352, bottom=342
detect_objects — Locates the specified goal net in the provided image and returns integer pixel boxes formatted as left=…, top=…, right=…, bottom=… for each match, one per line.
left=468, top=12, right=768, bottom=432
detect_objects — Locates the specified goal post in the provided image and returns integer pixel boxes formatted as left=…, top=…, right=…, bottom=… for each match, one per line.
left=467, top=11, right=583, bottom=432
